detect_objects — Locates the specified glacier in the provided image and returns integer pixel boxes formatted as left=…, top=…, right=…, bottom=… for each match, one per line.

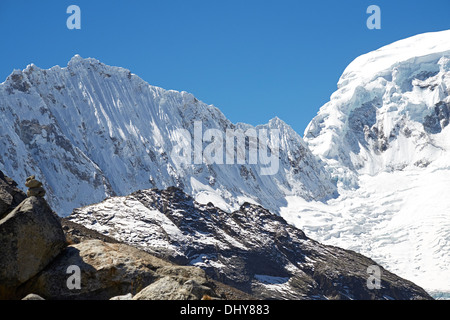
left=294, top=30, right=450, bottom=297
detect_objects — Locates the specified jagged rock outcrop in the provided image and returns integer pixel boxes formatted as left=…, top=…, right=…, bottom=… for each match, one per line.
left=0, top=195, right=66, bottom=298
left=68, top=186, right=433, bottom=300
left=0, top=170, right=26, bottom=220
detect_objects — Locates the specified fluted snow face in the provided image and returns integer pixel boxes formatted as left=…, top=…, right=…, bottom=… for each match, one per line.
left=0, top=55, right=336, bottom=216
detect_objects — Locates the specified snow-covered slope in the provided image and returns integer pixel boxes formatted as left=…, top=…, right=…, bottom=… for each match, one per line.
left=0, top=55, right=336, bottom=215
left=281, top=166, right=450, bottom=298
left=304, top=30, right=450, bottom=186
left=296, top=30, right=450, bottom=298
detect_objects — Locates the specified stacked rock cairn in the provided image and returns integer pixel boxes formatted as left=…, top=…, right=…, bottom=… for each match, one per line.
left=25, top=175, right=46, bottom=198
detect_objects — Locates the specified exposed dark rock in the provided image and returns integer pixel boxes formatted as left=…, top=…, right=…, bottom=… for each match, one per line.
left=0, top=170, right=26, bottom=220
left=423, top=101, right=450, bottom=134
left=60, top=218, right=120, bottom=245
left=68, top=187, right=433, bottom=300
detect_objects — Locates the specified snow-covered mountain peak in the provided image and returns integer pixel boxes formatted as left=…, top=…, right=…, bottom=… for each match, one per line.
left=304, top=30, right=450, bottom=187
left=67, top=185, right=432, bottom=300
left=338, top=29, right=450, bottom=89
left=0, top=56, right=337, bottom=216
left=68, top=53, right=84, bottom=64
left=294, top=30, right=450, bottom=297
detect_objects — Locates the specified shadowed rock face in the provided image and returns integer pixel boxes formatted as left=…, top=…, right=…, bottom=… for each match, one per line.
left=68, top=187, right=433, bottom=300
left=0, top=170, right=26, bottom=220
left=0, top=196, right=67, bottom=298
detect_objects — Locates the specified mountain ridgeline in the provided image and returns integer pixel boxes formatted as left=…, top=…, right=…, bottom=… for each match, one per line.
left=0, top=55, right=336, bottom=216
left=1, top=30, right=450, bottom=299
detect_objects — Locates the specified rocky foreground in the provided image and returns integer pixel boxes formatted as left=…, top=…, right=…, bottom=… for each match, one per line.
left=0, top=170, right=250, bottom=300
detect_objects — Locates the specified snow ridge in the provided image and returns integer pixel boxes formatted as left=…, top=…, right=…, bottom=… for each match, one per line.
left=0, top=56, right=336, bottom=216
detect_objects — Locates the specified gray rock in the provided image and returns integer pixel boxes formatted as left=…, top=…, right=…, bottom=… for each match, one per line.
left=25, top=175, right=46, bottom=198
left=133, top=276, right=214, bottom=300
left=153, top=265, right=216, bottom=300
left=27, top=187, right=46, bottom=198
left=21, top=239, right=163, bottom=300
left=22, top=239, right=218, bottom=300
left=22, top=293, right=45, bottom=300
left=0, top=196, right=66, bottom=298
left=109, top=293, right=133, bottom=300
left=0, top=170, right=26, bottom=220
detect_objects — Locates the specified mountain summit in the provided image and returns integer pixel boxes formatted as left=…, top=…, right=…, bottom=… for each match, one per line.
left=304, top=29, right=450, bottom=186
left=0, top=56, right=336, bottom=216
left=287, top=30, right=450, bottom=297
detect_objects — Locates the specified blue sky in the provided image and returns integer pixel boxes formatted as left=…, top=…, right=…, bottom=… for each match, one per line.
left=1, top=0, right=449, bottom=134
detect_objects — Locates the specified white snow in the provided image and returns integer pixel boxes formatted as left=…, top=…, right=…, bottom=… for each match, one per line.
left=72, top=196, right=187, bottom=258
left=339, top=30, right=450, bottom=89
left=0, top=55, right=336, bottom=216
left=297, top=30, right=450, bottom=297
left=281, top=166, right=450, bottom=295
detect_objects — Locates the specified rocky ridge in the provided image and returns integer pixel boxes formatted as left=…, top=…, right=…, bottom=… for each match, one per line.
left=68, top=186, right=433, bottom=300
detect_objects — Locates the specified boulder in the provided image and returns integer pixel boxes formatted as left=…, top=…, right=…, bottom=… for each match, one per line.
left=133, top=265, right=216, bottom=300
left=21, top=239, right=163, bottom=299
left=21, top=239, right=218, bottom=300
left=22, top=293, right=45, bottom=300
left=109, top=293, right=133, bottom=300
left=132, top=276, right=215, bottom=300
left=0, top=196, right=66, bottom=298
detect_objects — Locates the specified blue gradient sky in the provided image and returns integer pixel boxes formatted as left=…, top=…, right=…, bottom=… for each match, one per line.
left=1, top=0, right=449, bottom=134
